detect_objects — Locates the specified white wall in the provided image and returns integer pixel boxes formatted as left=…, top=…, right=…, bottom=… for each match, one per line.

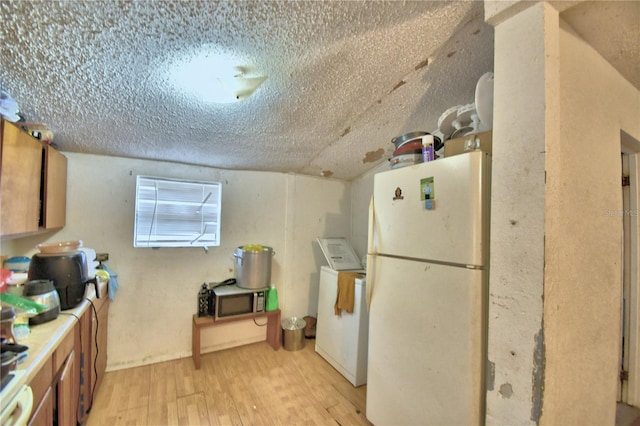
left=350, top=161, right=388, bottom=260
left=283, top=173, right=353, bottom=317
left=485, top=1, right=640, bottom=424
left=3, top=153, right=351, bottom=370
left=541, top=17, right=640, bottom=425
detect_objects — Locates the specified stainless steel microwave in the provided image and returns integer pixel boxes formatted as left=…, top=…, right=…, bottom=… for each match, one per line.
left=212, top=284, right=267, bottom=320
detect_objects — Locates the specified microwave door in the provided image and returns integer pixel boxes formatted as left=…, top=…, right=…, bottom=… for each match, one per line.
left=218, top=294, right=253, bottom=318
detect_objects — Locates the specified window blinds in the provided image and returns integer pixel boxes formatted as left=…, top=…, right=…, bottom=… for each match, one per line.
left=134, top=176, right=221, bottom=248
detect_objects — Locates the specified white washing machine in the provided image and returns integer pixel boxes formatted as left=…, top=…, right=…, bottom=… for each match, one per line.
left=315, top=265, right=369, bottom=387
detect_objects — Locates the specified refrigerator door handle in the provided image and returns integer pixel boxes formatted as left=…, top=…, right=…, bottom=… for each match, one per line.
left=366, top=196, right=376, bottom=311
left=366, top=253, right=376, bottom=311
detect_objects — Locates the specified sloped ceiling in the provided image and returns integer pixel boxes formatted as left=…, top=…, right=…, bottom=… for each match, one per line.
left=0, top=1, right=637, bottom=180
left=560, top=1, right=639, bottom=91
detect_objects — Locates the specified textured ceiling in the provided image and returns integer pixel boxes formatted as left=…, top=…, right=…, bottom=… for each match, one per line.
left=560, top=1, right=639, bottom=91
left=0, top=1, right=637, bottom=181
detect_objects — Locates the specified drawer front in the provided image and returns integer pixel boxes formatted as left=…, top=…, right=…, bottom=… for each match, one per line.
left=53, top=325, right=76, bottom=373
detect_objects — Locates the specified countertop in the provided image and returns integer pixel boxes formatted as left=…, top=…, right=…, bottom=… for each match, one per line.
left=1, top=278, right=108, bottom=413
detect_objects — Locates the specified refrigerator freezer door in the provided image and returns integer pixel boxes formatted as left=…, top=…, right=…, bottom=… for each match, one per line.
left=315, top=266, right=369, bottom=386
left=366, top=256, right=486, bottom=425
left=372, top=151, right=490, bottom=267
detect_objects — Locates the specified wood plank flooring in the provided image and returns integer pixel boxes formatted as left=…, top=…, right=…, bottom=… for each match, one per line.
left=86, top=341, right=371, bottom=426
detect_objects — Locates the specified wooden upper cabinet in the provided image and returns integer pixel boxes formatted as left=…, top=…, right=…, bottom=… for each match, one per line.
left=0, top=120, right=43, bottom=236
left=43, top=145, right=67, bottom=229
left=0, top=119, right=67, bottom=238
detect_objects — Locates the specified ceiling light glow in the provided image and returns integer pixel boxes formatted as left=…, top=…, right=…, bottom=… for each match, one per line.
left=168, top=53, right=267, bottom=104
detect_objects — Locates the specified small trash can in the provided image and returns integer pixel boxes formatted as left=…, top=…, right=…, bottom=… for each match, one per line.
left=282, top=317, right=306, bottom=351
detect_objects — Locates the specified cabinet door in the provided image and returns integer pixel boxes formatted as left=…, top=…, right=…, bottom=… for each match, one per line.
left=28, top=358, right=53, bottom=426
left=57, top=349, right=76, bottom=426
left=0, top=120, right=42, bottom=236
left=43, top=146, right=67, bottom=229
left=28, top=387, right=53, bottom=426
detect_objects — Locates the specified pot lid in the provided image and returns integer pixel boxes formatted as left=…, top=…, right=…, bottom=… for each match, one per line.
left=281, top=317, right=306, bottom=330
left=391, top=131, right=430, bottom=149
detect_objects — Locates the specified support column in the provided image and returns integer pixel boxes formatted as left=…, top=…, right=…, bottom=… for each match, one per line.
left=485, top=2, right=557, bottom=424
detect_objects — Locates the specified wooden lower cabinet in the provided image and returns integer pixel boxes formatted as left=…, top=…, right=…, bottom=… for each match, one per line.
left=27, top=287, right=108, bottom=425
left=28, top=323, right=79, bottom=426
left=28, top=358, right=53, bottom=426
left=28, top=387, right=53, bottom=426
left=56, top=350, right=77, bottom=426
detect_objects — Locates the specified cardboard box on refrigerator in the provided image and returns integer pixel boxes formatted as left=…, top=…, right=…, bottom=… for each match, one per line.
left=444, top=130, right=492, bottom=157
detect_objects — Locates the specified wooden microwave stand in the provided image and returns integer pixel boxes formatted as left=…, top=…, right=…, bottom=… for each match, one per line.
left=191, top=309, right=281, bottom=369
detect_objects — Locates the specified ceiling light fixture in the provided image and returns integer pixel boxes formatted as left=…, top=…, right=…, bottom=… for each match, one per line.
left=168, top=53, right=267, bottom=104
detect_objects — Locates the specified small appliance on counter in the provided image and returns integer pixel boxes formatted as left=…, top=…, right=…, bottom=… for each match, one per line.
left=28, top=250, right=89, bottom=310
left=22, top=280, right=60, bottom=325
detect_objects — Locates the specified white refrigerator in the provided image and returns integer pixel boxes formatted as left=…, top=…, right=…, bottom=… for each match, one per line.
left=365, top=151, right=491, bottom=425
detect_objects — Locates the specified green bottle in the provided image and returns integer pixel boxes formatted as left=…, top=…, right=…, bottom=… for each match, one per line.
left=266, top=285, right=279, bottom=311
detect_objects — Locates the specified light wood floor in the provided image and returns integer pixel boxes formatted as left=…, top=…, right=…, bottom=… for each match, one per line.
left=86, top=341, right=371, bottom=426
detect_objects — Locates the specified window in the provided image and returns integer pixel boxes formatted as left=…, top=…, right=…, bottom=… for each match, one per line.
left=134, top=176, right=221, bottom=248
